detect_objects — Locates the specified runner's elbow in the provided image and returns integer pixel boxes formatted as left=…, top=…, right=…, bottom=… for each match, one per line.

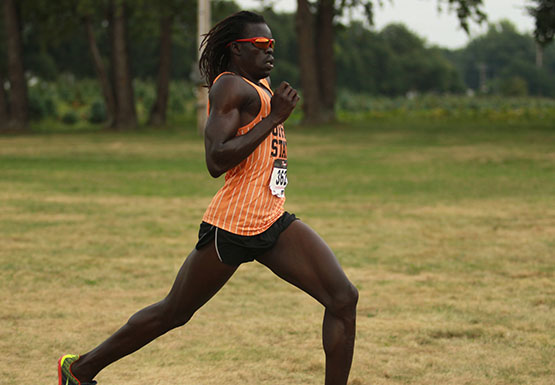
left=206, top=148, right=232, bottom=178
left=206, top=158, right=226, bottom=178
left=208, top=166, right=223, bottom=178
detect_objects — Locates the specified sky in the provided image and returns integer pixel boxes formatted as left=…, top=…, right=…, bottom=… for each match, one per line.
left=234, top=0, right=535, bottom=49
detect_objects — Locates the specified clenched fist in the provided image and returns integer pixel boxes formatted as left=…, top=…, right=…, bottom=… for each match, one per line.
left=268, top=82, right=300, bottom=125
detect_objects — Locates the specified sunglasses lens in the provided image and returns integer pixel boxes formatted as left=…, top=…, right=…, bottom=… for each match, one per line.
left=253, top=38, right=274, bottom=49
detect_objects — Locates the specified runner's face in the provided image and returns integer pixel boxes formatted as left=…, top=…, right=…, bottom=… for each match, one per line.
left=235, top=23, right=274, bottom=80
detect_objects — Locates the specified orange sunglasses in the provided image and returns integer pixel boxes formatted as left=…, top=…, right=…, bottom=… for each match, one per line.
left=226, top=37, right=275, bottom=49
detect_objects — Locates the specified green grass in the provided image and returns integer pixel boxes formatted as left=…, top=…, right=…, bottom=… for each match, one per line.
left=0, top=115, right=554, bottom=384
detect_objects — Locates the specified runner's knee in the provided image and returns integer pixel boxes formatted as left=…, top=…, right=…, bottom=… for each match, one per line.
left=127, top=298, right=194, bottom=333
left=160, top=298, right=195, bottom=329
left=327, top=282, right=358, bottom=318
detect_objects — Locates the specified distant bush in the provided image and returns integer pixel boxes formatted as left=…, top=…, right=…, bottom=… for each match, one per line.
left=133, top=79, right=155, bottom=121
left=61, top=110, right=79, bottom=125
left=499, top=77, right=529, bottom=97
left=28, top=92, right=56, bottom=120
left=169, top=81, right=195, bottom=114
left=88, top=100, right=107, bottom=123
left=336, top=89, right=555, bottom=122
left=25, top=78, right=198, bottom=129
left=28, top=82, right=57, bottom=120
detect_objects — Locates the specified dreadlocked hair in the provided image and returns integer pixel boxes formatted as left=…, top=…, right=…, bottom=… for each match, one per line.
left=199, top=11, right=266, bottom=87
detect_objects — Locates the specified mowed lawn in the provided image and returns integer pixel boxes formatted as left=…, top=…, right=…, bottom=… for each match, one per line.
left=0, top=116, right=553, bottom=385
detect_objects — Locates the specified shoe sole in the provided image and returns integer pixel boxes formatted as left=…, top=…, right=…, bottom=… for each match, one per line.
left=57, top=355, right=64, bottom=385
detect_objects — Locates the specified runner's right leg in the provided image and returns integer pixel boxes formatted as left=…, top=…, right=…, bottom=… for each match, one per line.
left=70, top=243, right=237, bottom=383
left=256, top=220, right=358, bottom=385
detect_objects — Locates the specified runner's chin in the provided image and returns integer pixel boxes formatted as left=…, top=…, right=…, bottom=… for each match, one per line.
left=260, top=68, right=272, bottom=78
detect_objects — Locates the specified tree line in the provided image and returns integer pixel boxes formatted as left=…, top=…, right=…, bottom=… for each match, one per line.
left=1, top=0, right=554, bottom=131
left=0, top=0, right=238, bottom=131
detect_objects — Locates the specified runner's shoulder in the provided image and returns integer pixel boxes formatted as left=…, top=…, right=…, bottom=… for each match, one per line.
left=210, top=74, right=257, bottom=105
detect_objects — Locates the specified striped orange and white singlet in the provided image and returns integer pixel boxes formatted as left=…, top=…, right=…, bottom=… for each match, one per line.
left=202, top=72, right=288, bottom=236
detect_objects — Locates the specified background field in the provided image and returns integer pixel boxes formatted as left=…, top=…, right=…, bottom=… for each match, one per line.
left=0, top=115, right=554, bottom=385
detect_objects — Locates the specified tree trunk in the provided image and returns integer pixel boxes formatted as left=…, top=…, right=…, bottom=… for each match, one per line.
left=296, top=0, right=322, bottom=124
left=84, top=15, right=116, bottom=126
left=316, top=0, right=336, bottom=122
left=148, top=14, right=173, bottom=127
left=3, top=0, right=28, bottom=129
left=0, top=75, right=8, bottom=130
left=111, top=0, right=137, bottom=129
left=536, top=42, right=543, bottom=69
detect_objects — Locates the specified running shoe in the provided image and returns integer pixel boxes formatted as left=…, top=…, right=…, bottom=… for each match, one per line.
left=58, top=354, right=97, bottom=385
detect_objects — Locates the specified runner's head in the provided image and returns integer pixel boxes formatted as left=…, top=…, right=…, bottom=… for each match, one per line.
left=199, top=11, right=272, bottom=86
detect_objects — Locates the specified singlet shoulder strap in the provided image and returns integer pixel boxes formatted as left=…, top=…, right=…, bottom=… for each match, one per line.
left=212, top=71, right=235, bottom=85
left=260, top=78, right=272, bottom=94
left=212, top=72, right=271, bottom=98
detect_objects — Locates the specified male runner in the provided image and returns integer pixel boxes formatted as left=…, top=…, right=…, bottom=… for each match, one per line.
left=58, top=11, right=358, bottom=385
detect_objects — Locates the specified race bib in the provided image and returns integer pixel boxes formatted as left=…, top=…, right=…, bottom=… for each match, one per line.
left=269, top=159, right=288, bottom=198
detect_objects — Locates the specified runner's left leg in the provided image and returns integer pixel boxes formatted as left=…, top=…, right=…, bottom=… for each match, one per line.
left=256, top=220, right=358, bottom=385
left=71, top=244, right=236, bottom=382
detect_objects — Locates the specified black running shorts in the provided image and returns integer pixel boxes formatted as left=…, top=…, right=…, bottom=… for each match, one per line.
left=195, top=212, right=298, bottom=266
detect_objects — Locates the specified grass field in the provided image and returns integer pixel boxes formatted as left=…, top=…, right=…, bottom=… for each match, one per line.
left=1, top=116, right=554, bottom=385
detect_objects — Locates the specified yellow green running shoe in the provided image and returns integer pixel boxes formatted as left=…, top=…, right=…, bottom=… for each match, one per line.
left=57, top=354, right=97, bottom=385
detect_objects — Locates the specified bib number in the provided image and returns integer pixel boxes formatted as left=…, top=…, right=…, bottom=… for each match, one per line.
left=269, top=159, right=288, bottom=198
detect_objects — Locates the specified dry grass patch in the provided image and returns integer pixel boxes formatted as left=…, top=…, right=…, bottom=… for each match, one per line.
left=1, top=125, right=554, bottom=384
left=387, top=143, right=555, bottom=164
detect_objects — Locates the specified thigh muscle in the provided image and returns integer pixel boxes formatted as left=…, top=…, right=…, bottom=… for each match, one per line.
left=165, top=243, right=238, bottom=318
left=256, top=220, right=353, bottom=308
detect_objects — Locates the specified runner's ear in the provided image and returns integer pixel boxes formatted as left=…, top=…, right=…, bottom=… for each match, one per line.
left=229, top=42, right=242, bottom=56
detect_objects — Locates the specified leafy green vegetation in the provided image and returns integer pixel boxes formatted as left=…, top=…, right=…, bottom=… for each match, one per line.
left=26, top=78, right=196, bottom=125
left=22, top=77, right=555, bottom=128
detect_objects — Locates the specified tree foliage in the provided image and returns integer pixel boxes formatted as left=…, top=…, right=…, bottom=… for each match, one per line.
left=528, top=0, right=555, bottom=47
left=448, top=20, right=555, bottom=96
left=335, top=22, right=464, bottom=95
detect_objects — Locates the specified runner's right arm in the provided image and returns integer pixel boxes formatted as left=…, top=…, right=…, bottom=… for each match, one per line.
left=204, top=78, right=298, bottom=178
